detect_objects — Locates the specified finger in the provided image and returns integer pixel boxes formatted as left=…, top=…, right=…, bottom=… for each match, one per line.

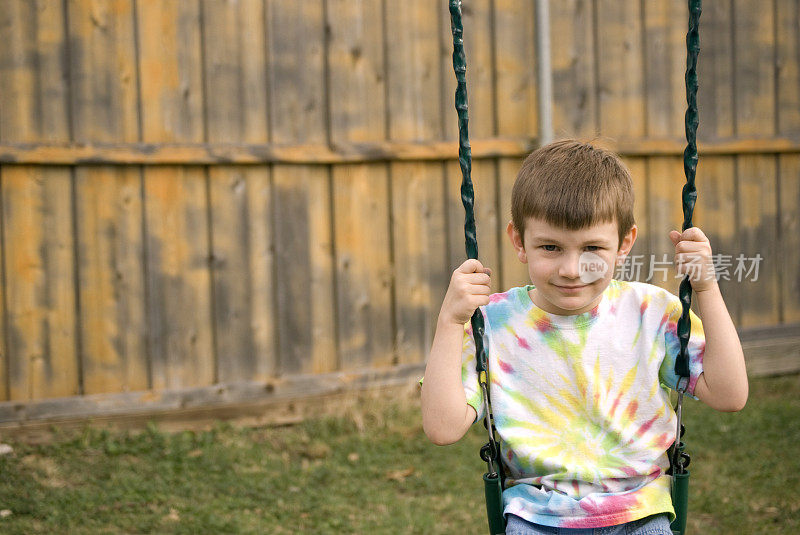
left=681, top=227, right=708, bottom=242
left=468, top=283, right=492, bottom=296
left=465, top=272, right=492, bottom=286
left=668, top=230, right=681, bottom=246
left=674, top=241, right=701, bottom=253
left=675, top=251, right=705, bottom=262
left=458, top=258, right=485, bottom=274
left=675, top=240, right=712, bottom=254
left=474, top=295, right=491, bottom=308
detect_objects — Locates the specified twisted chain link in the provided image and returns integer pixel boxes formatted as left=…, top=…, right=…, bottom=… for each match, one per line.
left=676, top=0, right=702, bottom=385
left=449, top=0, right=499, bottom=477
left=449, top=0, right=488, bottom=376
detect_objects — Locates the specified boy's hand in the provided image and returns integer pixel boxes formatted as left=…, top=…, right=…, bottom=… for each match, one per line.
left=439, top=259, right=493, bottom=326
left=669, top=227, right=717, bottom=292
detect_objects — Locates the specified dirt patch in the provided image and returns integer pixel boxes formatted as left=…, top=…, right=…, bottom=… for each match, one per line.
left=20, top=455, right=71, bottom=488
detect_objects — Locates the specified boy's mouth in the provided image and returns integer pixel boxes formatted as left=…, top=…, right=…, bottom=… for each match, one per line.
left=554, top=284, right=587, bottom=292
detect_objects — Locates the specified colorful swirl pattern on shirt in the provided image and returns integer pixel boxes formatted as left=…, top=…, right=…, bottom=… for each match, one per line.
left=461, top=280, right=704, bottom=528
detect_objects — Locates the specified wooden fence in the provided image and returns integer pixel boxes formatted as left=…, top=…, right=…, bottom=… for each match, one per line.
left=0, top=0, right=798, bottom=434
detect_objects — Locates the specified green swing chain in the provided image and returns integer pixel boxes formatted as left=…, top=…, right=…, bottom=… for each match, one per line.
left=672, top=0, right=702, bottom=478
left=678, top=0, right=701, bottom=383
left=450, top=4, right=505, bottom=533
left=448, top=0, right=501, bottom=478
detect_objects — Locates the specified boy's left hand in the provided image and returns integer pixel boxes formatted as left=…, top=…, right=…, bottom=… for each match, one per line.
left=669, top=227, right=717, bottom=292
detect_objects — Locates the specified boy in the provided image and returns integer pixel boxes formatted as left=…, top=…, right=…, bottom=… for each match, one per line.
left=420, top=140, right=748, bottom=534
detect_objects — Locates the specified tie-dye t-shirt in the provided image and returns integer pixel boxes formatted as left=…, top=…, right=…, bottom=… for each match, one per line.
left=461, top=279, right=704, bottom=529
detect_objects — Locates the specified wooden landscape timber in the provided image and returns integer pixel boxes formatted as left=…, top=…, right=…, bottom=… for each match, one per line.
left=0, top=363, right=427, bottom=444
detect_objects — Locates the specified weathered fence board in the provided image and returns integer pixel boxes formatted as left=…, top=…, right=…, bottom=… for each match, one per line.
left=623, top=157, right=648, bottom=262
left=207, top=165, right=275, bottom=383
left=693, top=156, right=741, bottom=324
left=143, top=166, right=214, bottom=389
left=327, top=0, right=386, bottom=142
left=328, top=0, right=393, bottom=371
left=69, top=0, right=146, bottom=395
left=737, top=157, right=780, bottom=328
left=696, top=0, right=734, bottom=141
left=596, top=0, right=644, bottom=138
left=645, top=156, right=684, bottom=294
left=0, top=0, right=71, bottom=143
left=68, top=0, right=139, bottom=144
left=334, top=163, right=393, bottom=370
left=550, top=0, right=596, bottom=137
left=0, top=1, right=78, bottom=402
left=392, top=161, right=448, bottom=366
left=201, top=0, right=270, bottom=143
left=643, top=1, right=686, bottom=139
left=3, top=167, right=79, bottom=401
left=493, top=0, right=537, bottom=139
left=777, top=0, right=800, bottom=137
left=138, top=1, right=215, bottom=390
left=0, top=160, right=4, bottom=401
left=76, top=167, right=148, bottom=394
left=734, top=0, right=776, bottom=138
left=268, top=0, right=336, bottom=376
left=388, top=0, right=449, bottom=366
left=779, top=155, right=800, bottom=324
left=273, top=166, right=336, bottom=375
left=498, top=157, right=529, bottom=290
left=776, top=0, right=800, bottom=325
left=732, top=2, right=779, bottom=328
left=202, top=0, right=275, bottom=384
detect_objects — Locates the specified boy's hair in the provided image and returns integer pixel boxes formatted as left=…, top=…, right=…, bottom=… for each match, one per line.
left=511, top=139, right=635, bottom=248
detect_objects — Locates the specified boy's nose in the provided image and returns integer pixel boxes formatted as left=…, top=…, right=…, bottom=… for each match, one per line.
left=558, top=254, right=581, bottom=279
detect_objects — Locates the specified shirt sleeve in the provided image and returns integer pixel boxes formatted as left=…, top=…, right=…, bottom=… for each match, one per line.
left=660, top=299, right=706, bottom=399
left=461, top=320, right=486, bottom=423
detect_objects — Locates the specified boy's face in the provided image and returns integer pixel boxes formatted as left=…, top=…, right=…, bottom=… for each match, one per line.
left=507, top=217, right=637, bottom=315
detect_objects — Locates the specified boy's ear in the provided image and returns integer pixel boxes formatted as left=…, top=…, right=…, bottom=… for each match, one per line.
left=617, top=225, right=638, bottom=262
left=506, top=221, right=528, bottom=264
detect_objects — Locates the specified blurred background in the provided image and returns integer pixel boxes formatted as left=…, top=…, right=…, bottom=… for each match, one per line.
left=0, top=0, right=798, bottom=436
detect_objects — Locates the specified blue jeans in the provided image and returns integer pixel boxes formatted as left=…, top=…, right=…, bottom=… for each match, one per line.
left=505, top=513, right=672, bottom=535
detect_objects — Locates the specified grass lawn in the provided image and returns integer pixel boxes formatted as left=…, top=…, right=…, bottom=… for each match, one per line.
left=0, top=373, right=798, bottom=534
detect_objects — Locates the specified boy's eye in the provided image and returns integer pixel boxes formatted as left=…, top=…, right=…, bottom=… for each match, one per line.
left=539, top=245, right=602, bottom=252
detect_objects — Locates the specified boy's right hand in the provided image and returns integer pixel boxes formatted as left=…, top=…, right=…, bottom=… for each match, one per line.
left=439, top=259, right=493, bottom=326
